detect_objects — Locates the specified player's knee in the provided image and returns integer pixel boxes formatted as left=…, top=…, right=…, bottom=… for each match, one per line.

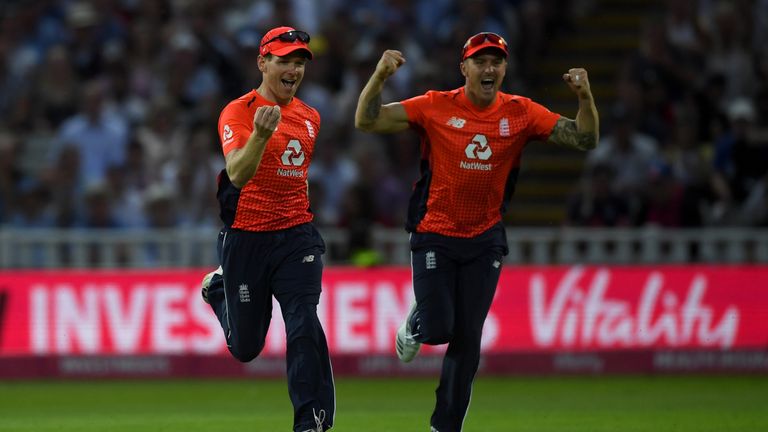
left=284, top=305, right=322, bottom=342
left=228, top=339, right=266, bottom=362
left=418, top=320, right=453, bottom=345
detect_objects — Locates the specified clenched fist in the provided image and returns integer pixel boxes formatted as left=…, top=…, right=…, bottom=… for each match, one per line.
left=374, top=50, right=406, bottom=80
left=253, top=105, right=281, bottom=139
left=563, top=68, right=592, bottom=100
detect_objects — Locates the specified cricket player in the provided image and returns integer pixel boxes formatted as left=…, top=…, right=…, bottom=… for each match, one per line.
left=201, top=26, right=334, bottom=432
left=354, top=32, right=599, bottom=431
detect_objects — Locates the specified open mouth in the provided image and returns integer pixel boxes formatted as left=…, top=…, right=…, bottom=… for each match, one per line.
left=480, top=78, right=495, bottom=90
left=281, top=79, right=297, bottom=90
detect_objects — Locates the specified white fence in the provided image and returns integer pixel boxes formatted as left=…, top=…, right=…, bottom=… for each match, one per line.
left=1, top=227, right=767, bottom=268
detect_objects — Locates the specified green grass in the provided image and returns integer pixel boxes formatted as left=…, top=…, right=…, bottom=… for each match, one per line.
left=1, top=376, right=767, bottom=431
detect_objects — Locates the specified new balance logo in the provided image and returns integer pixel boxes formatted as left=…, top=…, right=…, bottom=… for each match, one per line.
left=446, top=117, right=466, bottom=128
left=302, top=255, right=315, bottom=263
left=425, top=251, right=436, bottom=270
left=238, top=284, right=250, bottom=303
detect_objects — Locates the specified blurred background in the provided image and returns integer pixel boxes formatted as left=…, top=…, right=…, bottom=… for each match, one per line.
left=0, top=0, right=766, bottom=267
left=0, top=1, right=766, bottom=430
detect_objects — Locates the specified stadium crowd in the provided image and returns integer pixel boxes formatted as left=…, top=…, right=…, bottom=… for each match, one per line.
left=0, top=0, right=766, bottom=240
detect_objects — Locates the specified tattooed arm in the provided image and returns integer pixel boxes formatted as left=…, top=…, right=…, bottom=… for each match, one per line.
left=547, top=68, right=599, bottom=151
left=355, top=50, right=410, bottom=134
left=548, top=117, right=598, bottom=151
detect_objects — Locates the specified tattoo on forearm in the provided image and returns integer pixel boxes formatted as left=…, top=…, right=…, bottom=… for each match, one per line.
left=548, top=118, right=597, bottom=150
left=364, top=93, right=382, bottom=120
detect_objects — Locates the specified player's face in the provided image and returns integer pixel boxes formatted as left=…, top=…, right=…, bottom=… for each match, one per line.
left=258, top=53, right=308, bottom=104
left=461, top=53, right=507, bottom=107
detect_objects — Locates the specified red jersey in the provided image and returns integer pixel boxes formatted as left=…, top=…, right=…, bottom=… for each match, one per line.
left=401, top=87, right=560, bottom=237
left=217, top=90, right=319, bottom=231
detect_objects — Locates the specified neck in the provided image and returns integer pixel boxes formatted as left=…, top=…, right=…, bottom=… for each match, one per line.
left=256, top=84, right=290, bottom=105
left=463, top=85, right=495, bottom=109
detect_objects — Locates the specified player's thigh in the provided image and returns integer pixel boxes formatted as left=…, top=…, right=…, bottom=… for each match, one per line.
left=412, top=248, right=457, bottom=338
left=456, top=249, right=503, bottom=333
left=220, top=229, right=273, bottom=332
left=271, top=245, right=324, bottom=314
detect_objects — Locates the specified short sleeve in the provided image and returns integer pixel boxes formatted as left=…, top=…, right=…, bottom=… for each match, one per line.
left=218, top=102, right=252, bottom=156
left=400, top=92, right=433, bottom=127
left=525, top=99, right=561, bottom=141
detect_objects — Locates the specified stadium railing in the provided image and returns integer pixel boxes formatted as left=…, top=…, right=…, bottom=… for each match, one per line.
left=1, top=227, right=767, bottom=268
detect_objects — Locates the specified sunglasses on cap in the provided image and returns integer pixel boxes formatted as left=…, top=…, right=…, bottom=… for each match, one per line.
left=261, top=30, right=311, bottom=47
left=462, top=32, right=508, bottom=58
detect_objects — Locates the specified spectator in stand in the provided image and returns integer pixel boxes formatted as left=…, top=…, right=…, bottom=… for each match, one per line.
left=307, top=128, right=359, bottom=226
left=735, top=173, right=768, bottom=226
left=45, top=145, right=83, bottom=228
left=711, top=97, right=768, bottom=223
left=664, top=117, right=714, bottom=226
left=134, top=95, right=188, bottom=182
left=8, top=178, right=53, bottom=229
left=54, top=79, right=129, bottom=185
left=0, top=132, right=24, bottom=224
left=35, top=44, right=80, bottom=129
left=700, top=1, right=756, bottom=100
left=586, top=104, right=660, bottom=214
left=642, top=160, right=685, bottom=227
left=566, top=163, right=632, bottom=227
left=160, top=122, right=222, bottom=228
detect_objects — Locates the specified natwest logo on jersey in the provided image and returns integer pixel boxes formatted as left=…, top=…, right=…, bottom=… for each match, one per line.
left=277, top=139, right=305, bottom=178
left=461, top=134, right=492, bottom=171
left=281, top=140, right=305, bottom=166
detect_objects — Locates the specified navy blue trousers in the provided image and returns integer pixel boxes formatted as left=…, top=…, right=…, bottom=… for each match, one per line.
left=206, top=223, right=335, bottom=432
left=409, top=225, right=507, bottom=432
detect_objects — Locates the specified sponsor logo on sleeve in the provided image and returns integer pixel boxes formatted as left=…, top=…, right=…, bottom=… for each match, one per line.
left=222, top=125, right=234, bottom=146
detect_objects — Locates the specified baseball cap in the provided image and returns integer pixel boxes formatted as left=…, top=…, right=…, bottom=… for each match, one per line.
left=259, top=26, right=313, bottom=59
left=461, top=32, right=508, bottom=60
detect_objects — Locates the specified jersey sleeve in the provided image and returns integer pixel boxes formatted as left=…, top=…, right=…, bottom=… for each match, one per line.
left=525, top=98, right=561, bottom=141
left=400, top=92, right=433, bottom=127
left=218, top=102, right=252, bottom=156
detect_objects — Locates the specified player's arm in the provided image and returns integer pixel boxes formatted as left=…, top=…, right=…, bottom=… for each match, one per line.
left=355, top=50, right=410, bottom=134
left=547, top=68, right=599, bottom=151
left=226, top=105, right=281, bottom=188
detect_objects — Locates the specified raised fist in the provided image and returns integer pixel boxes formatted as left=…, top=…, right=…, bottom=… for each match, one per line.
left=253, top=105, right=281, bottom=139
left=374, top=50, right=406, bottom=80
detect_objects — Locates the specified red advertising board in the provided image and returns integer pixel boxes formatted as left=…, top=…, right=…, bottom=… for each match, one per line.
left=1, top=266, right=766, bottom=357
